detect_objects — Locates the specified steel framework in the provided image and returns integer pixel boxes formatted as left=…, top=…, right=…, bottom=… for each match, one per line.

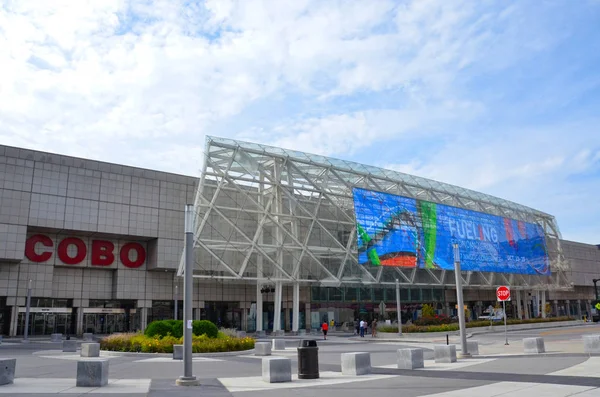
left=179, top=136, right=571, bottom=292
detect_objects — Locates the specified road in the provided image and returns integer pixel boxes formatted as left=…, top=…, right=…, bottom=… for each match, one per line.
left=1, top=325, right=600, bottom=397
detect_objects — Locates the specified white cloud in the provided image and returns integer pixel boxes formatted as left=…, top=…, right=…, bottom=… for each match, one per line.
left=384, top=121, right=600, bottom=243
left=0, top=0, right=598, bottom=243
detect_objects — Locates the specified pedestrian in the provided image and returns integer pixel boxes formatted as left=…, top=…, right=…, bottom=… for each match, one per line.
left=322, top=321, right=329, bottom=340
left=354, top=319, right=359, bottom=336
left=359, top=319, right=365, bottom=337
left=371, top=319, right=377, bottom=337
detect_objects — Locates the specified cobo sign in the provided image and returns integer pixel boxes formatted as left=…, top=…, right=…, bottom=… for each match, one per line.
left=25, top=234, right=146, bottom=269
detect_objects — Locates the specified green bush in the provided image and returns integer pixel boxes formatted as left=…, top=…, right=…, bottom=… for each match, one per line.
left=169, top=320, right=184, bottom=338
left=421, top=304, right=436, bottom=318
left=144, top=320, right=174, bottom=338
left=144, top=319, right=219, bottom=339
left=376, top=316, right=576, bottom=334
left=192, top=320, right=218, bottom=338
left=414, top=314, right=453, bottom=326
left=100, top=332, right=254, bottom=353
left=377, top=325, right=399, bottom=333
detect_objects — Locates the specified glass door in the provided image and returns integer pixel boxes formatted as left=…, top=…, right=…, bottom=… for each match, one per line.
left=104, top=314, right=125, bottom=334
left=45, top=313, right=56, bottom=334
left=83, top=313, right=97, bottom=334
left=18, top=311, right=72, bottom=335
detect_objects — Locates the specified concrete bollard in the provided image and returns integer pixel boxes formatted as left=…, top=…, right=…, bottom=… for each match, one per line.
left=583, top=335, right=600, bottom=354
left=272, top=339, right=286, bottom=351
left=77, top=359, right=109, bottom=387
left=397, top=348, right=424, bottom=370
left=51, top=333, right=62, bottom=343
left=173, top=345, right=183, bottom=360
left=341, top=352, right=371, bottom=376
left=82, top=333, right=94, bottom=342
left=0, top=358, right=16, bottom=386
left=466, top=341, right=479, bottom=356
left=262, top=357, right=292, bottom=383
left=81, top=343, right=100, bottom=358
left=434, top=345, right=457, bottom=364
left=523, top=337, right=545, bottom=354
left=63, top=340, right=77, bottom=353
left=255, top=342, right=272, bottom=356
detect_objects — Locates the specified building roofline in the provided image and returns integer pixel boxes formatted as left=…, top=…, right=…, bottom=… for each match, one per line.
left=0, top=143, right=198, bottom=182
left=206, top=135, right=554, bottom=219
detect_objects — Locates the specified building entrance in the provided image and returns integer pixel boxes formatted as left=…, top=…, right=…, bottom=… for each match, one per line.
left=82, top=308, right=137, bottom=334
left=17, top=308, right=73, bottom=336
left=0, top=297, right=9, bottom=335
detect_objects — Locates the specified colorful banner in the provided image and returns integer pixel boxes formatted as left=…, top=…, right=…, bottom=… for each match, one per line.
left=353, top=188, right=550, bottom=275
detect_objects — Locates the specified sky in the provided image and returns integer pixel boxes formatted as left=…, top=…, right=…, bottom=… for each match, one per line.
left=0, top=0, right=599, bottom=244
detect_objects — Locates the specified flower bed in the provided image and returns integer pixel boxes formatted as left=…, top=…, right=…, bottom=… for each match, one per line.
left=100, top=333, right=255, bottom=353
left=378, top=316, right=575, bottom=333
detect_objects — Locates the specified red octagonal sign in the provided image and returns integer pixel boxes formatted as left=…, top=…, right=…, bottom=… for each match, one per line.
left=496, top=286, right=511, bottom=302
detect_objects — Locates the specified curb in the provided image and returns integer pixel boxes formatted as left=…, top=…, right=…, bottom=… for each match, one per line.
left=99, top=348, right=254, bottom=358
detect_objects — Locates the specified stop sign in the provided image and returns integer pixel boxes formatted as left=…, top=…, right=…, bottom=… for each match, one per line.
left=496, top=286, right=511, bottom=301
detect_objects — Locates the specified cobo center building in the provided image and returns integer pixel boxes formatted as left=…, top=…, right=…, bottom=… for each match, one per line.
left=0, top=137, right=597, bottom=336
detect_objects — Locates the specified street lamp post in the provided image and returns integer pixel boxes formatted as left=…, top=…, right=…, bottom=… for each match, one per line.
left=174, top=284, right=178, bottom=321
left=453, top=244, right=470, bottom=358
left=395, top=278, right=402, bottom=336
left=23, top=279, right=32, bottom=343
left=176, top=204, right=200, bottom=387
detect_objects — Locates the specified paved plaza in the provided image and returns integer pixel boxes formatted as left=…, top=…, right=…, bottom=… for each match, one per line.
left=2, top=325, right=600, bottom=396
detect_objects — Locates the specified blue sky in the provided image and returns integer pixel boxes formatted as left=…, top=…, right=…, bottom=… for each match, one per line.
left=0, top=0, right=599, bottom=244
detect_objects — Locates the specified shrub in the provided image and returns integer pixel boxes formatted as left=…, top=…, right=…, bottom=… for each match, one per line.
left=421, top=304, right=435, bottom=318
left=377, top=325, right=399, bottom=333
left=375, top=316, right=576, bottom=334
left=145, top=321, right=174, bottom=338
left=192, top=320, right=218, bottom=338
left=144, top=319, right=218, bottom=339
left=414, top=314, right=453, bottom=326
left=219, top=328, right=238, bottom=338
left=169, top=320, right=184, bottom=338
left=100, top=332, right=255, bottom=354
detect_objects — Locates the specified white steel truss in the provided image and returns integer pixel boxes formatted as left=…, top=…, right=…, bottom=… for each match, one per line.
left=179, top=136, right=571, bottom=291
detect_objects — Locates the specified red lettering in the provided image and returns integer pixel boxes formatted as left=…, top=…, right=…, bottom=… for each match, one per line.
left=24, top=234, right=146, bottom=268
left=25, top=234, right=53, bottom=262
left=91, top=240, right=115, bottom=266
left=57, top=237, right=87, bottom=265
left=120, top=242, right=146, bottom=268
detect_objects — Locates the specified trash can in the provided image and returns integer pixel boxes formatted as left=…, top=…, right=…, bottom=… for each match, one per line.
left=297, top=339, right=319, bottom=379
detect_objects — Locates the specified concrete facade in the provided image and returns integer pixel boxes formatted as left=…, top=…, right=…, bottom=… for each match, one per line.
left=1, top=143, right=599, bottom=336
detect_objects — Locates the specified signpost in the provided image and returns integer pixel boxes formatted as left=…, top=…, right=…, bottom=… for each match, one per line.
left=453, top=244, right=470, bottom=358
left=497, top=286, right=511, bottom=346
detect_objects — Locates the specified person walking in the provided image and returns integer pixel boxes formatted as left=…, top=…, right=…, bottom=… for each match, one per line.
left=321, top=321, right=329, bottom=340
left=359, top=319, right=365, bottom=337
left=371, top=319, right=377, bottom=337
left=354, top=319, right=359, bottom=336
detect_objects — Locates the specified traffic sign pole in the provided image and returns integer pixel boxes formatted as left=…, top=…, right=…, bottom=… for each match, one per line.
left=503, top=300, right=508, bottom=345
left=496, top=286, right=511, bottom=346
